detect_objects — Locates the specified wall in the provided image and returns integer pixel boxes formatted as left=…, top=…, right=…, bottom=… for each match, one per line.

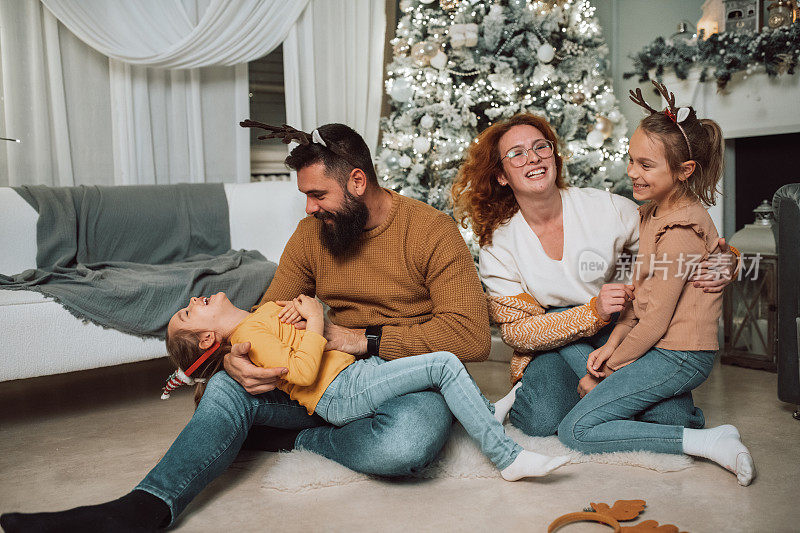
left=593, top=0, right=704, bottom=136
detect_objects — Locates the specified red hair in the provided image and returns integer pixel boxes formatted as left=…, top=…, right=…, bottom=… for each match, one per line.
left=451, top=114, right=566, bottom=247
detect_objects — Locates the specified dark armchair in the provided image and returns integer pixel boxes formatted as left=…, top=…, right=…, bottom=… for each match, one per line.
left=772, top=184, right=800, bottom=419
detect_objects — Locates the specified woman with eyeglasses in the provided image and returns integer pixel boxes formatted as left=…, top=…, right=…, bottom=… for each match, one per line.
left=451, top=113, right=733, bottom=438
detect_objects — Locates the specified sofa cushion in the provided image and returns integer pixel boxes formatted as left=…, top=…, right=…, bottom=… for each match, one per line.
left=0, top=289, right=165, bottom=381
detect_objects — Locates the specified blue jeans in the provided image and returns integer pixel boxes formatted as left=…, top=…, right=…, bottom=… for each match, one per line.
left=509, top=307, right=705, bottom=437
left=557, top=347, right=715, bottom=454
left=136, top=357, right=453, bottom=525
left=317, top=352, right=521, bottom=470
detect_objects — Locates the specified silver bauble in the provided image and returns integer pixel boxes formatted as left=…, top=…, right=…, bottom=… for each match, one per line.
left=586, top=129, right=605, bottom=149
left=537, top=43, right=556, bottom=63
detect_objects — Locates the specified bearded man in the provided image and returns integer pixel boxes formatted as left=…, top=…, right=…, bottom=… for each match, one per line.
left=1, top=123, right=490, bottom=532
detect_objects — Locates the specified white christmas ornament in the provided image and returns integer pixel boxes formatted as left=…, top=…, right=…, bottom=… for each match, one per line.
left=390, top=78, right=414, bottom=102
left=595, top=92, right=615, bottom=111
left=449, top=23, right=480, bottom=47
left=413, top=136, right=431, bottom=154
left=488, top=73, right=515, bottom=93
left=399, top=155, right=412, bottom=168
left=608, top=109, right=623, bottom=123
left=419, top=0, right=435, bottom=3
left=537, top=43, right=556, bottom=63
left=430, top=51, right=448, bottom=70
left=420, top=114, right=435, bottom=130
left=586, top=129, right=605, bottom=149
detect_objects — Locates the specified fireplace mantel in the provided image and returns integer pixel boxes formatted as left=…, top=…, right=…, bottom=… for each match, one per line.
left=657, top=67, right=800, bottom=139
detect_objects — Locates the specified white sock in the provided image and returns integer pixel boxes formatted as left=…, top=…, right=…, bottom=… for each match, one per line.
left=500, top=450, right=570, bottom=481
left=683, top=425, right=755, bottom=486
left=493, top=382, right=522, bottom=423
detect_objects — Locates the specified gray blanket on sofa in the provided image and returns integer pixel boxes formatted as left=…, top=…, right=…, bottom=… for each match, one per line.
left=0, top=184, right=276, bottom=338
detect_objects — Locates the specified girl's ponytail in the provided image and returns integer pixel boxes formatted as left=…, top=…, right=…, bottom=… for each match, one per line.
left=697, top=119, right=725, bottom=206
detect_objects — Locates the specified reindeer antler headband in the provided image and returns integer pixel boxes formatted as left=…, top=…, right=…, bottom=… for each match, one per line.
left=240, top=120, right=361, bottom=170
left=629, top=80, right=693, bottom=160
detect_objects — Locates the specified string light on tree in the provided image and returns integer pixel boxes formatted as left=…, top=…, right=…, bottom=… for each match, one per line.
left=378, top=0, right=630, bottom=253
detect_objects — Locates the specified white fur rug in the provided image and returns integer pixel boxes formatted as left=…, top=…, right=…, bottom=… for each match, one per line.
left=260, top=423, right=693, bottom=493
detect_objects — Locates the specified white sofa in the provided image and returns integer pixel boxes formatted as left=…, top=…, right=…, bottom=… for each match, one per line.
left=0, top=182, right=306, bottom=382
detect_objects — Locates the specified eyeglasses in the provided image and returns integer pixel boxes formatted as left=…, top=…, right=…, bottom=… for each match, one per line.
left=500, top=139, right=555, bottom=168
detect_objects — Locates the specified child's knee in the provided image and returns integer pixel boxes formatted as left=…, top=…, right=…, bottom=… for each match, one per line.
left=556, top=413, right=590, bottom=452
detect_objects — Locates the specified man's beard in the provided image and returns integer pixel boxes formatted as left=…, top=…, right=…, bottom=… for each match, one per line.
left=314, top=192, right=370, bottom=257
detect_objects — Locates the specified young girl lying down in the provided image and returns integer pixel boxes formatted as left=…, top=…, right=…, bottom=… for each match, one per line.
left=164, top=292, right=570, bottom=481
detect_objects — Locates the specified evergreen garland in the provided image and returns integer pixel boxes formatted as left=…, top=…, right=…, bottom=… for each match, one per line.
left=624, top=24, right=800, bottom=89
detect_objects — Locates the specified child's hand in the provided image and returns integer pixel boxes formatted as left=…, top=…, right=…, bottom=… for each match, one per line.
left=578, top=374, right=601, bottom=398
left=291, top=295, right=324, bottom=322
left=587, top=344, right=614, bottom=378
left=276, top=300, right=304, bottom=325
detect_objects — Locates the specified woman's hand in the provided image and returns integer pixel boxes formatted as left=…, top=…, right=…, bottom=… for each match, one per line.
left=689, top=238, right=736, bottom=293
left=595, top=284, right=635, bottom=322
left=587, top=344, right=615, bottom=378
left=578, top=373, right=601, bottom=398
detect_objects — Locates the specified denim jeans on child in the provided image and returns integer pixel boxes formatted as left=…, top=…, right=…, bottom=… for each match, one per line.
left=509, top=306, right=705, bottom=437
left=315, top=351, right=522, bottom=471
left=136, top=356, right=453, bottom=525
left=557, top=346, right=715, bottom=454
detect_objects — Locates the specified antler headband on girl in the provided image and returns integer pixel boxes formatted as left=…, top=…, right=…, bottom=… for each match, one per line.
left=160, top=341, right=220, bottom=400
left=629, top=80, right=694, bottom=160
left=240, top=120, right=362, bottom=170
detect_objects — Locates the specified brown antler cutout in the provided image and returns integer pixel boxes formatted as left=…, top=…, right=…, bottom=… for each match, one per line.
left=650, top=80, right=677, bottom=114
left=239, top=120, right=312, bottom=145
left=628, top=87, right=658, bottom=114
left=592, top=500, right=647, bottom=521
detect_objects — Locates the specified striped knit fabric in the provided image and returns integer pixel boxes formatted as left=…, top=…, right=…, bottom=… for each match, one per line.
left=488, top=293, right=607, bottom=384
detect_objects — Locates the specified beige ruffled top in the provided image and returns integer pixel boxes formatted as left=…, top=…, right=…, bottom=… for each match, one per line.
left=607, top=200, right=723, bottom=370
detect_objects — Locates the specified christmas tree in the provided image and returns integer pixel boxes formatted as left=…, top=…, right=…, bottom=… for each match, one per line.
left=377, top=0, right=630, bottom=250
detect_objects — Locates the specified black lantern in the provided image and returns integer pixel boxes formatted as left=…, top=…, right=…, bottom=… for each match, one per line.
left=723, top=201, right=779, bottom=371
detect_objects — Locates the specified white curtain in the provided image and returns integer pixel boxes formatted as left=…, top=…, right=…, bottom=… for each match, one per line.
left=0, top=0, right=115, bottom=186
left=284, top=0, right=386, bottom=154
left=1, top=0, right=385, bottom=186
left=42, top=0, right=308, bottom=69
left=40, top=0, right=309, bottom=185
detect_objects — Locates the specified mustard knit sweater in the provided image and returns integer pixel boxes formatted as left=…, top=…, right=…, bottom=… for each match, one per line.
left=257, top=189, right=491, bottom=362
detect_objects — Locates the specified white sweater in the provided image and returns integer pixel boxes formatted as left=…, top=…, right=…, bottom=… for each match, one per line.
left=479, top=186, right=639, bottom=307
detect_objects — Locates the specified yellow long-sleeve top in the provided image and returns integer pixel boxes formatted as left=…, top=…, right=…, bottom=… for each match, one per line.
left=230, top=302, right=355, bottom=414
left=257, top=189, right=490, bottom=362
left=606, top=201, right=723, bottom=370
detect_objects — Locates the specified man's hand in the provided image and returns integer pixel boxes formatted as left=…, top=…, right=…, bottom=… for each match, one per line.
left=689, top=237, right=736, bottom=293
left=578, top=373, right=602, bottom=398
left=223, top=341, right=288, bottom=395
left=323, top=320, right=368, bottom=356
left=596, top=284, right=635, bottom=322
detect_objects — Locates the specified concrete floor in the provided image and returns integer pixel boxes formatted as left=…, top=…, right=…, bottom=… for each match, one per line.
left=1, top=355, right=798, bottom=532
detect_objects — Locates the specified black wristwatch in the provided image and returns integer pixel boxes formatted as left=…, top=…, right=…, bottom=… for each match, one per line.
left=364, top=325, right=383, bottom=358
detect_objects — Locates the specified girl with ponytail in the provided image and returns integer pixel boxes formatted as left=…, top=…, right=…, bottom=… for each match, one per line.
left=556, top=81, right=755, bottom=486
